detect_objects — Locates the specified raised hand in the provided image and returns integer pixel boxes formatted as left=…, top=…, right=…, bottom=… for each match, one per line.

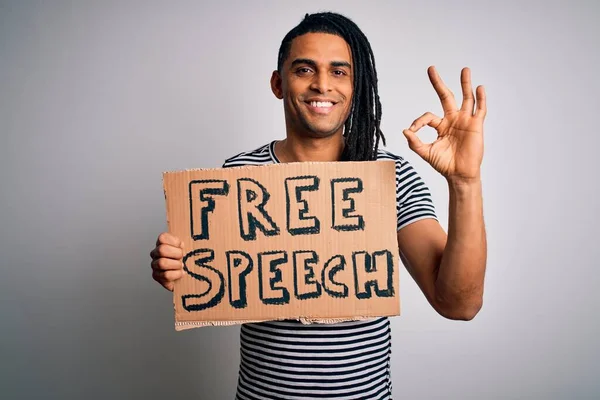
left=402, top=66, right=486, bottom=183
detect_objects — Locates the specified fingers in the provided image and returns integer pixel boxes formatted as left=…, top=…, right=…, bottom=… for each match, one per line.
left=460, top=67, right=475, bottom=114
left=150, top=251, right=184, bottom=292
left=151, top=257, right=183, bottom=271
left=150, top=243, right=184, bottom=261
left=402, top=129, right=428, bottom=159
left=152, top=269, right=184, bottom=281
left=409, top=112, right=443, bottom=132
left=151, top=232, right=185, bottom=292
left=403, top=112, right=442, bottom=160
left=428, top=66, right=457, bottom=115
left=151, top=232, right=184, bottom=259
left=156, top=232, right=183, bottom=248
left=152, top=269, right=184, bottom=292
left=475, top=85, right=487, bottom=119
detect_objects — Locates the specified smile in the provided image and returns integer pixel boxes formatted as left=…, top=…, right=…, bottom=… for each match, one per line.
left=305, top=100, right=336, bottom=114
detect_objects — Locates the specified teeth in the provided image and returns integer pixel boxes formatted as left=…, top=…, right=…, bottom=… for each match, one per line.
left=310, top=101, right=333, bottom=108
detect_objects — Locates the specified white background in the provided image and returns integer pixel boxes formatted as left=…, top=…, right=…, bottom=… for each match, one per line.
left=1, top=1, right=598, bottom=398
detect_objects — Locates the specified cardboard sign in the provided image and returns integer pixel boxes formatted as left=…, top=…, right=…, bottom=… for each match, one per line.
left=162, top=161, right=401, bottom=331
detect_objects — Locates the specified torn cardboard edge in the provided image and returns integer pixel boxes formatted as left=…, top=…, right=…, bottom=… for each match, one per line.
left=174, top=315, right=396, bottom=331
left=162, top=160, right=370, bottom=175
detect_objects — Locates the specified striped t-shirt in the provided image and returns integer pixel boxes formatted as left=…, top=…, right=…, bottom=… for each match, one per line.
left=223, top=141, right=437, bottom=400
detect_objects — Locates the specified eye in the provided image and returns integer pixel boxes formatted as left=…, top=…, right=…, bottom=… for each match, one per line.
left=332, top=70, right=347, bottom=76
left=296, top=67, right=313, bottom=76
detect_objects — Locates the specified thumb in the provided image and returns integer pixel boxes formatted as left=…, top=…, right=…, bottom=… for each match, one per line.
left=402, top=129, right=429, bottom=160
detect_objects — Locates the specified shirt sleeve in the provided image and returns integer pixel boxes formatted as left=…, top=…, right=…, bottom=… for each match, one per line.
left=395, top=158, right=438, bottom=230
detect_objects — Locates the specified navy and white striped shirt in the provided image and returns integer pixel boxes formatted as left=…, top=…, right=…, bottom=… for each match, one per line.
left=223, top=141, right=437, bottom=400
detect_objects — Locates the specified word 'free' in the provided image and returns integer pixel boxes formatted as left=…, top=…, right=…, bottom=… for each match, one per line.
left=189, top=176, right=366, bottom=241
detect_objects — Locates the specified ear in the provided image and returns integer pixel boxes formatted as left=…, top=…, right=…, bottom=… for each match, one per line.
left=270, top=70, right=283, bottom=99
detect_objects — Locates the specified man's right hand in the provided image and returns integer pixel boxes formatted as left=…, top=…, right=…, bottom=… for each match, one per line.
left=150, top=232, right=184, bottom=291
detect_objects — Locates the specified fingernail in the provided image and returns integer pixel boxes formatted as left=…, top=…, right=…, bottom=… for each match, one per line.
left=410, top=124, right=416, bottom=130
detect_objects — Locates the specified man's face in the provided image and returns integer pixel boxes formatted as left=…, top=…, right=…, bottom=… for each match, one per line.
left=272, top=32, right=354, bottom=139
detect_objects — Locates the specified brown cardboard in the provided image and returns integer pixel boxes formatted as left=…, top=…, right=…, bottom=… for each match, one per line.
left=162, top=161, right=400, bottom=331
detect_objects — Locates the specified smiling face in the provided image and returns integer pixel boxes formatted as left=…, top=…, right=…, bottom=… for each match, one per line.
left=271, top=32, right=354, bottom=139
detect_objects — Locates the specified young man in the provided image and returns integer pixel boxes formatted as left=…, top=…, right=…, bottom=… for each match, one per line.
left=150, top=12, right=487, bottom=400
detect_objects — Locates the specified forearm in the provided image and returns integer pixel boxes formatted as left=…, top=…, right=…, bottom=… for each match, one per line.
left=435, top=177, right=487, bottom=320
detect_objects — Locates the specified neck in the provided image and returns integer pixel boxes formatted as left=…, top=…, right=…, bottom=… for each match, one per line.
left=275, top=133, right=344, bottom=163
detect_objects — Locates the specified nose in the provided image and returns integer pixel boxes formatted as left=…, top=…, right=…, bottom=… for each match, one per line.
left=309, top=71, right=332, bottom=94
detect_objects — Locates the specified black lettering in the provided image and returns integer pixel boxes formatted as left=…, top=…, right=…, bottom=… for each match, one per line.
left=285, top=176, right=321, bottom=236
left=353, top=250, right=394, bottom=299
left=181, top=249, right=225, bottom=311
left=258, top=251, right=290, bottom=305
left=237, top=178, right=279, bottom=241
left=322, top=255, right=348, bottom=298
left=331, top=178, right=365, bottom=231
left=189, top=180, right=229, bottom=240
left=226, top=251, right=253, bottom=309
left=293, top=250, right=321, bottom=300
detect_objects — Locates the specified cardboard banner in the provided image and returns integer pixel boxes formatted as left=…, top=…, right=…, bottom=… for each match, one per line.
left=162, top=161, right=401, bottom=330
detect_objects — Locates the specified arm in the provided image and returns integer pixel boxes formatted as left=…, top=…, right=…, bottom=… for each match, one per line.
left=398, top=66, right=488, bottom=320
left=397, top=177, right=486, bottom=320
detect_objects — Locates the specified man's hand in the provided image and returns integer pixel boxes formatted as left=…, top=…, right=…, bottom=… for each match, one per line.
left=150, top=232, right=184, bottom=291
left=402, top=66, right=486, bottom=183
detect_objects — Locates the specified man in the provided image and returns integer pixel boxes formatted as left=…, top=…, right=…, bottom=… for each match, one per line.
left=150, top=12, right=487, bottom=400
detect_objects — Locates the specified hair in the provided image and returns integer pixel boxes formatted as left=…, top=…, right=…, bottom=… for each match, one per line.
left=277, top=12, right=386, bottom=161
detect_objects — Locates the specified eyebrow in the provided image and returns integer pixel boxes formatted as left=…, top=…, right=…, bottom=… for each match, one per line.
left=291, top=58, right=352, bottom=69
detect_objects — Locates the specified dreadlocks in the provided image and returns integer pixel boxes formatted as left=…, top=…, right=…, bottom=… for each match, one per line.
left=277, top=12, right=385, bottom=161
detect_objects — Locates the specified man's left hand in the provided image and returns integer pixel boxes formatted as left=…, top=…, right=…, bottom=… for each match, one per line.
left=403, top=66, right=487, bottom=183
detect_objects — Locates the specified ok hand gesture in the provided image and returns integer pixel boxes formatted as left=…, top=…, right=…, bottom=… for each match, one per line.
left=403, top=66, right=487, bottom=183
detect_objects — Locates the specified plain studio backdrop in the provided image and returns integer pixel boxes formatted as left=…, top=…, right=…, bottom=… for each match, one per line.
left=1, top=1, right=598, bottom=399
